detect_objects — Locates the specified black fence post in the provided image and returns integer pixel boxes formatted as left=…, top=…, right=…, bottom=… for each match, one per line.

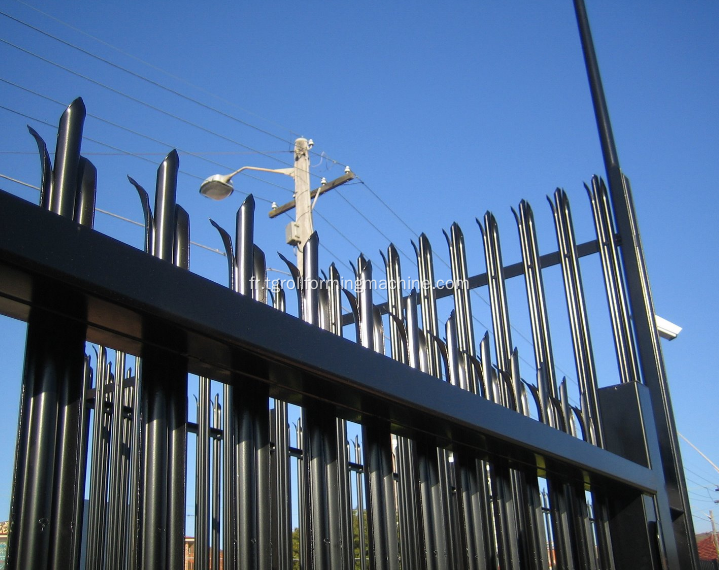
left=6, top=98, right=92, bottom=570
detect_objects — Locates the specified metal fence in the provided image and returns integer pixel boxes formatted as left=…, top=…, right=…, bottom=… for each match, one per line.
left=0, top=87, right=702, bottom=570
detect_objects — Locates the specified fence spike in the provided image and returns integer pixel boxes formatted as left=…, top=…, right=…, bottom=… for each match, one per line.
left=550, top=188, right=603, bottom=448
left=27, top=125, right=53, bottom=209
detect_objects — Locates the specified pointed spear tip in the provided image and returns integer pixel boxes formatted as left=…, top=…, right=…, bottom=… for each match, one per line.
left=27, top=124, right=42, bottom=139
left=127, top=175, right=144, bottom=191
left=67, top=97, right=87, bottom=118
left=158, top=149, right=180, bottom=175
left=243, top=194, right=256, bottom=207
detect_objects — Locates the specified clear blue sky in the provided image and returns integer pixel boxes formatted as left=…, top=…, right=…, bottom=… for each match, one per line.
left=1, top=0, right=718, bottom=536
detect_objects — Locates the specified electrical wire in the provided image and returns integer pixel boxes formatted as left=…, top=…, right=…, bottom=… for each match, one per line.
left=335, top=188, right=416, bottom=267
left=8, top=0, right=349, bottom=174
left=0, top=38, right=308, bottom=175
left=9, top=0, right=304, bottom=139
left=2, top=11, right=299, bottom=149
left=0, top=172, right=225, bottom=256
left=0, top=15, right=321, bottom=184
left=686, top=466, right=719, bottom=488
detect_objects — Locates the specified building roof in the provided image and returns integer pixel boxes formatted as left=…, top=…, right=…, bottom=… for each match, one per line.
left=698, top=533, right=719, bottom=561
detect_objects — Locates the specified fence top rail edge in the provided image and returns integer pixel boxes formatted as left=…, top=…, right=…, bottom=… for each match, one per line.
left=0, top=188, right=657, bottom=495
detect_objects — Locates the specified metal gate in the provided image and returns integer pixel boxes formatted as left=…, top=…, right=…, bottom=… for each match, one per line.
left=0, top=3, right=701, bottom=569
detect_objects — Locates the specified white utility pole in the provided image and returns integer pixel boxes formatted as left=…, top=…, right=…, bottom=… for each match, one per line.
left=711, top=511, right=719, bottom=560
left=271, top=137, right=355, bottom=276
left=290, top=137, right=312, bottom=272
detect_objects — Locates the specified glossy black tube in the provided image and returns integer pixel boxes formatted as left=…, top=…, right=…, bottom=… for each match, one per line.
left=51, top=98, right=85, bottom=218
left=195, top=377, right=211, bottom=570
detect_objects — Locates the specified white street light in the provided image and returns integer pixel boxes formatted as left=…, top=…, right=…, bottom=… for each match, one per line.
left=656, top=315, right=682, bottom=341
left=199, top=166, right=294, bottom=200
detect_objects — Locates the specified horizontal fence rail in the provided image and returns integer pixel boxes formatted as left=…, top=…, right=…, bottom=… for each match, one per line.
left=0, top=98, right=698, bottom=570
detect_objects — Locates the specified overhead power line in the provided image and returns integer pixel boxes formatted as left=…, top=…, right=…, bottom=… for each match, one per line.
left=9, top=0, right=304, bottom=139
left=0, top=172, right=225, bottom=256
left=0, top=10, right=301, bottom=149
left=0, top=38, right=305, bottom=175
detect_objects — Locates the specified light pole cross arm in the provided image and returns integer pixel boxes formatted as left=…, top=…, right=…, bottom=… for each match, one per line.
left=268, top=171, right=355, bottom=219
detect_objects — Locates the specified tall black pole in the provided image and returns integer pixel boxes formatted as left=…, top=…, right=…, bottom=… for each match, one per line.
left=573, top=0, right=620, bottom=175
left=572, top=1, right=698, bottom=568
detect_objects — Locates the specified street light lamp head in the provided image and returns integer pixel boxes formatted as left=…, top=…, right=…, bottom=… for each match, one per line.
left=200, top=166, right=294, bottom=200
left=199, top=173, right=234, bottom=200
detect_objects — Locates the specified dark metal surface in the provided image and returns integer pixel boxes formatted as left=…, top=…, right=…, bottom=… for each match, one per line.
left=195, top=377, right=210, bottom=570
left=587, top=177, right=638, bottom=385
left=50, top=97, right=85, bottom=218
